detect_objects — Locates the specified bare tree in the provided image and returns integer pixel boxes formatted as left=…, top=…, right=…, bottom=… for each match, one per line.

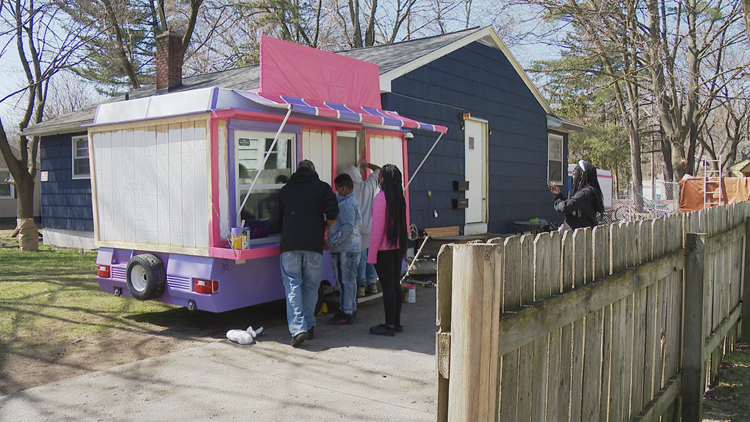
left=646, top=0, right=746, bottom=179
left=44, top=71, right=104, bottom=119
left=0, top=0, right=87, bottom=242
left=702, top=102, right=749, bottom=170
left=520, top=0, right=748, bottom=198
left=527, top=0, right=646, bottom=198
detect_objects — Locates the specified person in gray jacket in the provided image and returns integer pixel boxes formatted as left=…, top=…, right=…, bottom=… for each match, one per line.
left=344, top=162, right=381, bottom=297
left=326, top=173, right=362, bottom=325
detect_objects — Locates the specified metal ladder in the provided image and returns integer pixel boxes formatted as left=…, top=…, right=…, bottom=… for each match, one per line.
left=703, top=157, right=723, bottom=208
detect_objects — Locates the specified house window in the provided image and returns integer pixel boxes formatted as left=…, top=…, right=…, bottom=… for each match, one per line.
left=0, top=170, right=12, bottom=198
left=236, top=130, right=295, bottom=237
left=72, top=136, right=90, bottom=179
left=548, top=134, right=564, bottom=184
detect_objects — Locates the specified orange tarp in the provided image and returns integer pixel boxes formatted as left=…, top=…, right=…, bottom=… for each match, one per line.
left=678, top=176, right=750, bottom=213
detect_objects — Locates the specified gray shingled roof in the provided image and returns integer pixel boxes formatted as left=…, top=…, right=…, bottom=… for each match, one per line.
left=336, top=27, right=483, bottom=74
left=24, top=27, right=486, bottom=136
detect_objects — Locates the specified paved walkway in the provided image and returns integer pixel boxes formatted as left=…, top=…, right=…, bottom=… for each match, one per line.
left=0, top=286, right=438, bottom=422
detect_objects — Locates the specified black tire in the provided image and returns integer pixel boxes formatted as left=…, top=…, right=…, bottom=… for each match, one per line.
left=126, top=254, right=167, bottom=300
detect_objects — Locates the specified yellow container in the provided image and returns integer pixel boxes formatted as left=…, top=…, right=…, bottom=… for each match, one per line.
left=230, top=228, right=245, bottom=249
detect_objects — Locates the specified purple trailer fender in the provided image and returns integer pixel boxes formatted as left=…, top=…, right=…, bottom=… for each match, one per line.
left=97, top=248, right=336, bottom=313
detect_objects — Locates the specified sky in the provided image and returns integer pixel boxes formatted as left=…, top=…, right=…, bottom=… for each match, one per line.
left=0, top=2, right=562, bottom=135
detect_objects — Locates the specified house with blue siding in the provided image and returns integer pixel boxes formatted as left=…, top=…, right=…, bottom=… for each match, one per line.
left=24, top=26, right=580, bottom=248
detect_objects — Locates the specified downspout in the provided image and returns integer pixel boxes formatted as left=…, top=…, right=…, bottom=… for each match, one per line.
left=235, top=105, right=293, bottom=222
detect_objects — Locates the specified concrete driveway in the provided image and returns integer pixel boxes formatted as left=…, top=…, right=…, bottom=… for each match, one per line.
left=0, top=286, right=438, bottom=422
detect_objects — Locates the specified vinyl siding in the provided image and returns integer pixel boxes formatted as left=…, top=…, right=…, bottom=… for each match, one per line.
left=40, top=132, right=94, bottom=231
left=384, top=41, right=568, bottom=234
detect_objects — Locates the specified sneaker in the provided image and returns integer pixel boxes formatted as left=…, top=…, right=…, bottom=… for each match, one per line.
left=308, top=326, right=315, bottom=340
left=327, top=312, right=356, bottom=325
left=291, top=331, right=308, bottom=347
left=395, top=325, right=403, bottom=333
left=366, top=284, right=379, bottom=294
left=369, top=324, right=395, bottom=336
left=357, top=287, right=366, bottom=298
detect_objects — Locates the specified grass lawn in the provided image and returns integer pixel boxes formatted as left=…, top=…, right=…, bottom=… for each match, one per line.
left=0, top=227, right=182, bottom=360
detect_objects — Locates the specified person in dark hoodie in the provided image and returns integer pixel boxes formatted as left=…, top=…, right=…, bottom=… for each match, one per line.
left=278, top=159, right=339, bottom=347
left=548, top=160, right=605, bottom=230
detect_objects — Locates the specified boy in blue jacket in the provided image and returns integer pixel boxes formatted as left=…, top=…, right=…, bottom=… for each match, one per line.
left=326, top=173, right=362, bottom=325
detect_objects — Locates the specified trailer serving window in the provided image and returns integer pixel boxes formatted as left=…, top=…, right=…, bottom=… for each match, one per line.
left=235, top=130, right=296, bottom=238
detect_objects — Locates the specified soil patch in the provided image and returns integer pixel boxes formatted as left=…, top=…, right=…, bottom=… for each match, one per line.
left=0, top=298, right=288, bottom=396
left=0, top=327, right=212, bottom=395
left=703, top=343, right=750, bottom=421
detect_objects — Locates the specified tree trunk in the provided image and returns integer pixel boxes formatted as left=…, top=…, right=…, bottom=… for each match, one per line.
left=627, top=125, right=644, bottom=210
left=364, top=0, right=377, bottom=46
left=102, top=0, right=141, bottom=89
left=15, top=173, right=35, bottom=220
left=348, top=0, right=362, bottom=48
left=672, top=141, right=688, bottom=179
left=660, top=137, right=674, bottom=200
left=685, top=0, right=700, bottom=178
left=14, top=171, right=37, bottom=249
left=744, top=0, right=750, bottom=43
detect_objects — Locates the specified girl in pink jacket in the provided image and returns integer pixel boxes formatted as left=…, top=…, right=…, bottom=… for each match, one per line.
left=367, top=164, right=407, bottom=336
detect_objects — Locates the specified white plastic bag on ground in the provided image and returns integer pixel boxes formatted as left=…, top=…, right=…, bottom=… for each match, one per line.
left=226, top=326, right=264, bottom=345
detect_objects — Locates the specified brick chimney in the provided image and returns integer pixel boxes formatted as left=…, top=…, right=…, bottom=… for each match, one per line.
left=156, top=31, right=183, bottom=92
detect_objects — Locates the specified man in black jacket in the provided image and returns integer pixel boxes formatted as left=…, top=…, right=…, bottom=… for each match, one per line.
left=278, top=159, right=339, bottom=347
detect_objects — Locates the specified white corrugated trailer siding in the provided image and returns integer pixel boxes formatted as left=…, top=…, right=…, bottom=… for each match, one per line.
left=368, top=134, right=404, bottom=177
left=90, top=116, right=210, bottom=253
left=302, top=129, right=333, bottom=185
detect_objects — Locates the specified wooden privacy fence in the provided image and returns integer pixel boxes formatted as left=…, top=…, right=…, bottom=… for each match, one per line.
left=436, top=202, right=750, bottom=422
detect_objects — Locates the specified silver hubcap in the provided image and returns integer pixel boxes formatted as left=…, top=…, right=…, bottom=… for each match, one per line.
left=131, top=265, right=147, bottom=292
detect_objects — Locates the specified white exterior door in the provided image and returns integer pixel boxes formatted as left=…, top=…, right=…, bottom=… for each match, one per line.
left=464, top=119, right=487, bottom=231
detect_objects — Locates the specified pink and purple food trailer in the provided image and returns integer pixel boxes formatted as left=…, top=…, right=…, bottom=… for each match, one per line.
left=90, top=37, right=446, bottom=312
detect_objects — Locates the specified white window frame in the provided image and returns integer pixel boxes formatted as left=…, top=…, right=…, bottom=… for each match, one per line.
left=548, top=133, right=564, bottom=184
left=71, top=135, right=90, bottom=179
left=235, top=130, right=296, bottom=243
left=0, top=170, right=13, bottom=198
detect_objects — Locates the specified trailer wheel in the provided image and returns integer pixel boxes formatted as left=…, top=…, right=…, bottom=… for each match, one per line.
left=126, top=254, right=167, bottom=300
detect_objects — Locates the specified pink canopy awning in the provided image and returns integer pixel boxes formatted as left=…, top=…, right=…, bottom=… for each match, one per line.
left=234, top=91, right=448, bottom=134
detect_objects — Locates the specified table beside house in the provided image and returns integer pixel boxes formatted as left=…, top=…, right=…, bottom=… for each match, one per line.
left=513, top=221, right=547, bottom=235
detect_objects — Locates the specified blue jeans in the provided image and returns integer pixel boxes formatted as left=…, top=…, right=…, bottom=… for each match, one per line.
left=280, top=251, right=323, bottom=337
left=357, top=248, right=379, bottom=287
left=331, top=251, right=360, bottom=315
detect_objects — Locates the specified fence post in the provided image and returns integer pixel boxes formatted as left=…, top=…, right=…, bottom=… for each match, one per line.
left=682, top=233, right=707, bottom=422
left=447, top=243, right=500, bottom=422
left=436, top=244, right=454, bottom=422
left=742, top=218, right=750, bottom=343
